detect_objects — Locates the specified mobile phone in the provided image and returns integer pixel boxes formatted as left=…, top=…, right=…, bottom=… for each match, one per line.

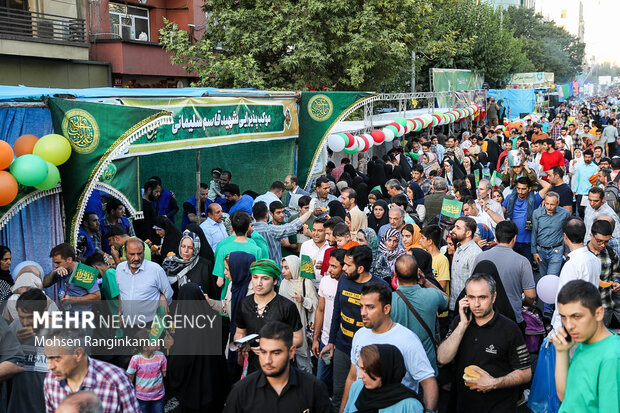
left=561, top=324, right=572, bottom=343
left=464, top=307, right=472, bottom=321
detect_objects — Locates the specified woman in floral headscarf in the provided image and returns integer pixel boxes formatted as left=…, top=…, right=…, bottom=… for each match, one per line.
left=357, top=228, right=391, bottom=282
left=378, top=228, right=406, bottom=288
left=163, top=230, right=216, bottom=299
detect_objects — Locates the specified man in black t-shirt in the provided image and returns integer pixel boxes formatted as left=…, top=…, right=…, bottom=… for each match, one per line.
left=234, top=259, right=302, bottom=373
left=224, top=322, right=330, bottom=413
left=437, top=274, right=531, bottom=413
left=548, top=166, right=573, bottom=214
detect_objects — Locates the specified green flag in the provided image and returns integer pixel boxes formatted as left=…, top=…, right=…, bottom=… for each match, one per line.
left=69, top=263, right=98, bottom=290
left=490, top=171, right=502, bottom=187
left=441, top=198, right=463, bottom=219
left=149, top=305, right=167, bottom=342
left=47, top=98, right=172, bottom=245
left=474, top=169, right=480, bottom=187
left=300, top=255, right=316, bottom=279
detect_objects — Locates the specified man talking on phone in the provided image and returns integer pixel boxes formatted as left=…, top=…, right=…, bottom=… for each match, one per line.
left=437, top=274, right=531, bottom=413
left=551, top=280, right=620, bottom=412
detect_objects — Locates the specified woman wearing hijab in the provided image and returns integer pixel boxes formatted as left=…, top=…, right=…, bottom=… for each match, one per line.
left=464, top=174, right=477, bottom=199
left=401, top=223, right=422, bottom=251
left=406, top=182, right=425, bottom=222
left=162, top=231, right=215, bottom=299
left=3, top=262, right=58, bottom=322
left=279, top=255, right=318, bottom=374
left=378, top=228, right=406, bottom=286
left=455, top=260, right=517, bottom=323
left=367, top=160, right=388, bottom=197
left=167, top=283, right=230, bottom=413
left=357, top=228, right=391, bottom=282
left=356, top=183, right=370, bottom=212
left=344, top=344, right=424, bottom=413
left=328, top=200, right=347, bottom=220
left=367, top=199, right=389, bottom=233
left=422, top=152, right=439, bottom=176
left=185, top=223, right=215, bottom=263
left=441, top=158, right=463, bottom=189
left=152, top=216, right=182, bottom=264
left=0, top=246, right=12, bottom=287
left=351, top=176, right=365, bottom=190
left=344, top=164, right=359, bottom=182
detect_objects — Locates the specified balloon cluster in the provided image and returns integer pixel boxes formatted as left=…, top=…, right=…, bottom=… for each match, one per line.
left=0, top=134, right=72, bottom=206
left=327, top=104, right=480, bottom=153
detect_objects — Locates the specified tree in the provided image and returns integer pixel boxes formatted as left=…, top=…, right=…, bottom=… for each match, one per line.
left=503, top=6, right=585, bottom=83
left=160, top=0, right=433, bottom=91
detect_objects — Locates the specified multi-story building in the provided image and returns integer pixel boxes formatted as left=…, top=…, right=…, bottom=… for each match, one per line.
left=535, top=0, right=585, bottom=41
left=0, top=0, right=202, bottom=88
left=0, top=0, right=109, bottom=87
left=87, top=0, right=203, bottom=87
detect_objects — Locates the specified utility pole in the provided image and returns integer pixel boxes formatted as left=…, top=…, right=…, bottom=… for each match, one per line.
left=411, top=52, right=416, bottom=93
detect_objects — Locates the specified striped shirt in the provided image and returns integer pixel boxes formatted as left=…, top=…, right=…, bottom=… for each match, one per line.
left=253, top=219, right=303, bottom=265
left=45, top=357, right=140, bottom=413
left=450, top=239, right=482, bottom=311
left=127, top=351, right=167, bottom=401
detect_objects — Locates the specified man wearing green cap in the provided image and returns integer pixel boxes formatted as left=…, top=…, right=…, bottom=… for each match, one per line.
left=234, top=259, right=303, bottom=374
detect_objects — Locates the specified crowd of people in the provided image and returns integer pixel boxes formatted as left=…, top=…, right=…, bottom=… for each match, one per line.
left=0, top=96, right=620, bottom=413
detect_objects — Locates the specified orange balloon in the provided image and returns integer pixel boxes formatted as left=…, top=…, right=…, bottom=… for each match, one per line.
left=14, top=134, right=39, bottom=157
left=0, top=140, right=14, bottom=170
left=0, top=171, right=18, bottom=206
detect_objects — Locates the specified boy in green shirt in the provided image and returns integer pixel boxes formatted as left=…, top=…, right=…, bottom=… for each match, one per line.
left=552, top=279, right=620, bottom=413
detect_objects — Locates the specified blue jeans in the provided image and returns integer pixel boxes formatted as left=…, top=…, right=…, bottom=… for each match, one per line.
left=537, top=245, right=564, bottom=277
left=138, top=398, right=164, bottom=413
left=317, top=341, right=333, bottom=396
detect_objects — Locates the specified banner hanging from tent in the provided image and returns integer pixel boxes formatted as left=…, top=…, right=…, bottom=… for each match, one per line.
left=119, top=97, right=299, bottom=157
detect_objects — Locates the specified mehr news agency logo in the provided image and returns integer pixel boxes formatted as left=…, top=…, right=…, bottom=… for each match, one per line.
left=61, top=109, right=100, bottom=154
left=307, top=94, right=333, bottom=122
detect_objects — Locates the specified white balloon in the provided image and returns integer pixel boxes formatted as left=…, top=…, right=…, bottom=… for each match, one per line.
left=419, top=114, right=433, bottom=128
left=354, top=136, right=365, bottom=152
left=396, top=125, right=405, bottom=137
left=361, top=134, right=374, bottom=148
left=327, top=134, right=346, bottom=152
left=383, top=128, right=395, bottom=142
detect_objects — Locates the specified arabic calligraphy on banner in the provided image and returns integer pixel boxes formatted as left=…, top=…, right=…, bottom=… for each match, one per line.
left=120, top=97, right=299, bottom=156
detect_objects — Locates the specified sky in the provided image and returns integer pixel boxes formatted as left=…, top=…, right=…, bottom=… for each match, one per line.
left=582, top=0, right=620, bottom=64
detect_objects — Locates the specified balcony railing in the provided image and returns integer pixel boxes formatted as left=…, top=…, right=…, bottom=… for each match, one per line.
left=0, top=7, right=86, bottom=46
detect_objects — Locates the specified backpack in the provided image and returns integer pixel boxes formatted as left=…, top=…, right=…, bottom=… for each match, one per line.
left=604, top=173, right=620, bottom=214
left=522, top=306, right=546, bottom=353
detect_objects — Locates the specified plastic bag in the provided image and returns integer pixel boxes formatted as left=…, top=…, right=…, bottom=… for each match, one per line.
left=527, top=337, right=561, bottom=413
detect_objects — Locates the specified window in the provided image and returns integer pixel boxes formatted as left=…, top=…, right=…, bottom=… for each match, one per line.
left=560, top=9, right=567, bottom=19
left=109, top=2, right=149, bottom=42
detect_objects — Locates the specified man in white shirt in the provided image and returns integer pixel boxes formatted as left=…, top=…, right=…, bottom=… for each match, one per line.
left=340, top=188, right=367, bottom=241
left=341, top=281, right=438, bottom=413
left=312, top=248, right=345, bottom=394
left=199, top=203, right=227, bottom=250
left=461, top=196, right=497, bottom=232
left=475, top=179, right=504, bottom=220
left=299, top=217, right=330, bottom=289
left=551, top=217, right=601, bottom=329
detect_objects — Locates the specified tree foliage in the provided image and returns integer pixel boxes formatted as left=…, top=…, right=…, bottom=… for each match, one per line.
left=159, top=0, right=585, bottom=91
left=503, top=6, right=585, bottom=83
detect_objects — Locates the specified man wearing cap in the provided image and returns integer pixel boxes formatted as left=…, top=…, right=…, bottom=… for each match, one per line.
left=103, top=225, right=152, bottom=265
left=234, top=259, right=303, bottom=374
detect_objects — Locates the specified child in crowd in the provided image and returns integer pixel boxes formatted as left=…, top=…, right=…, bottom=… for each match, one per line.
left=127, top=329, right=167, bottom=413
left=208, top=167, right=223, bottom=201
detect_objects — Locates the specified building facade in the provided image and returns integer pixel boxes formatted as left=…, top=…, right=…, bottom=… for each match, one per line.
left=535, top=0, right=585, bottom=41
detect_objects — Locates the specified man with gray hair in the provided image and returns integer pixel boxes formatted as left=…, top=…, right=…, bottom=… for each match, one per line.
left=115, top=238, right=173, bottom=326
left=475, top=179, right=504, bottom=221
left=531, top=191, right=570, bottom=277
left=423, top=177, right=454, bottom=226
left=377, top=206, right=406, bottom=242
left=385, top=179, right=404, bottom=198
left=43, top=329, right=140, bottom=412
left=55, top=391, right=102, bottom=413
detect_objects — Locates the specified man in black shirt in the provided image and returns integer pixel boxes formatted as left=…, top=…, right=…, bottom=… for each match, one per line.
left=235, top=259, right=303, bottom=373
left=224, top=321, right=331, bottom=413
left=548, top=166, right=573, bottom=214
left=437, top=274, right=531, bottom=413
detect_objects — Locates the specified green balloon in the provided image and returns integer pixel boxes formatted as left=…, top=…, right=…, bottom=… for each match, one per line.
left=385, top=125, right=399, bottom=136
left=34, top=161, right=60, bottom=190
left=394, top=117, right=407, bottom=128
left=9, top=154, right=48, bottom=186
left=337, top=133, right=350, bottom=146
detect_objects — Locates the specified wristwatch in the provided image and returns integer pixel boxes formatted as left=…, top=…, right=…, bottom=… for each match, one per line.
left=423, top=409, right=438, bottom=413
